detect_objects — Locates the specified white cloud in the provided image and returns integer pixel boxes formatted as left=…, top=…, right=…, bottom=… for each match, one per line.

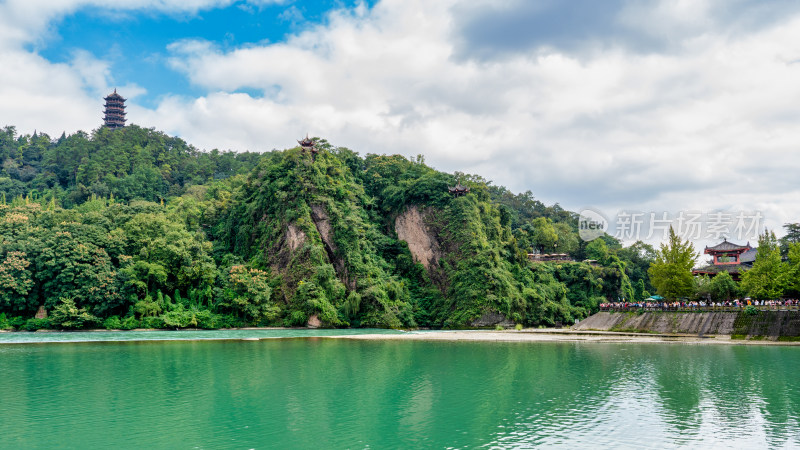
left=0, top=0, right=280, bottom=135
left=3, top=0, right=800, bottom=242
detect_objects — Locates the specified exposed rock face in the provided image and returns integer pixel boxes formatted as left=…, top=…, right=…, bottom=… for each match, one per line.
left=272, top=223, right=307, bottom=274
left=470, top=312, right=514, bottom=328
left=395, top=206, right=441, bottom=271
left=310, top=205, right=336, bottom=254
left=307, top=314, right=321, bottom=328
left=395, top=205, right=450, bottom=293
left=310, top=204, right=353, bottom=289
left=285, top=224, right=306, bottom=252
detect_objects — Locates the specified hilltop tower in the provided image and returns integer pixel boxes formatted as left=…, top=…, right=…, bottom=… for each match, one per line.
left=103, top=89, right=126, bottom=129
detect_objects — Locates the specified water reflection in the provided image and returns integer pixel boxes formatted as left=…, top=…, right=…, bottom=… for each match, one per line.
left=1, top=339, right=799, bottom=448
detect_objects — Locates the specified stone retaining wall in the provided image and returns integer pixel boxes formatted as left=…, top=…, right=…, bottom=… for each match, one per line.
left=574, top=311, right=800, bottom=338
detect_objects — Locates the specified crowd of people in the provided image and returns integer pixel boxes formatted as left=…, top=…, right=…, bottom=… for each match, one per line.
left=600, top=299, right=800, bottom=311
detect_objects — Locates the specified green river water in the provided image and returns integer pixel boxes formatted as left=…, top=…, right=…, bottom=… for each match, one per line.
left=1, top=330, right=799, bottom=448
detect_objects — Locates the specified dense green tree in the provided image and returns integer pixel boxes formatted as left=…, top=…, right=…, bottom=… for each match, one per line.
left=648, top=227, right=697, bottom=299
left=531, top=217, right=558, bottom=253
left=708, top=271, right=740, bottom=301
left=780, top=223, right=800, bottom=257
left=223, top=265, right=278, bottom=325
left=740, top=229, right=786, bottom=300
left=784, top=243, right=800, bottom=297
left=0, top=251, right=34, bottom=313
left=617, top=240, right=656, bottom=292
left=634, top=279, right=651, bottom=301
left=584, top=238, right=609, bottom=263
left=694, top=275, right=713, bottom=301
left=49, top=298, right=100, bottom=329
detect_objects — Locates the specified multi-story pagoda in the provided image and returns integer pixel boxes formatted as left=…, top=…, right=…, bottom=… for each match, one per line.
left=103, top=89, right=126, bottom=129
left=692, top=238, right=756, bottom=281
left=298, top=134, right=317, bottom=153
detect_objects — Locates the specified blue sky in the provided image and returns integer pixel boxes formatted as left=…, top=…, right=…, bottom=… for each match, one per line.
left=37, top=1, right=377, bottom=107
left=2, top=0, right=800, bottom=245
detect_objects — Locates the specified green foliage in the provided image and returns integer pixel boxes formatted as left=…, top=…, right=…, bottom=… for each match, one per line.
left=780, top=223, right=800, bottom=257
left=222, top=265, right=278, bottom=325
left=707, top=271, right=740, bottom=301
left=49, top=298, right=100, bottom=330
left=695, top=271, right=741, bottom=303
left=140, top=316, right=166, bottom=329
left=585, top=239, right=609, bottom=263
left=103, top=316, right=122, bottom=330
left=120, top=316, right=140, bottom=330
left=694, top=275, right=712, bottom=300
left=221, top=148, right=414, bottom=328
left=648, top=227, right=697, bottom=299
left=160, top=306, right=224, bottom=329
left=132, top=295, right=162, bottom=319
left=617, top=240, right=656, bottom=293
left=7, top=315, right=27, bottom=330
left=740, top=229, right=785, bottom=300
left=0, top=250, right=34, bottom=313
left=0, top=125, right=660, bottom=330
left=785, top=243, right=800, bottom=297
left=24, top=318, right=51, bottom=331
left=634, top=279, right=650, bottom=301
left=531, top=217, right=558, bottom=253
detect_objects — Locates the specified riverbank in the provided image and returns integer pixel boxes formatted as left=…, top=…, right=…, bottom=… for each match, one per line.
left=4, top=326, right=800, bottom=346
left=330, top=329, right=800, bottom=346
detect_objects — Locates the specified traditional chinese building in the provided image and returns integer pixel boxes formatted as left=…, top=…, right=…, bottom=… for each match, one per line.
left=692, top=238, right=756, bottom=281
left=298, top=134, right=317, bottom=153
left=448, top=184, right=470, bottom=197
left=103, top=89, right=126, bottom=129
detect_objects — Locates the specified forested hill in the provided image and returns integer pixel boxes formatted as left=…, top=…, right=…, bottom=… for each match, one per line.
left=0, top=125, right=261, bottom=206
left=0, top=125, right=653, bottom=331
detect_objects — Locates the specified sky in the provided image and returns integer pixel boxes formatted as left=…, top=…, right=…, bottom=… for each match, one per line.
left=2, top=0, right=800, bottom=247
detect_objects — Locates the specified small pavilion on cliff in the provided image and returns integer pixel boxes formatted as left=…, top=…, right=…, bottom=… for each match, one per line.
left=448, top=184, right=470, bottom=197
left=298, top=134, right=317, bottom=153
left=692, top=238, right=756, bottom=281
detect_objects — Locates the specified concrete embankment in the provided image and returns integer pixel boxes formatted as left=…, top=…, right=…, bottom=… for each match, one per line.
left=574, top=311, right=800, bottom=339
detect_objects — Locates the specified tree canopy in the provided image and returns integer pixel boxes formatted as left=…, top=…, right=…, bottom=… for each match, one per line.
left=648, top=227, right=697, bottom=299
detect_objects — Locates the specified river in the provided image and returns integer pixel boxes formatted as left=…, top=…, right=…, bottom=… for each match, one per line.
left=1, top=330, right=798, bottom=448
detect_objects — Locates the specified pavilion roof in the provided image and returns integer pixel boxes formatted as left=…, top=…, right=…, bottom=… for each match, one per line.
left=298, top=134, right=314, bottom=146
left=740, top=247, right=757, bottom=264
left=704, top=238, right=751, bottom=253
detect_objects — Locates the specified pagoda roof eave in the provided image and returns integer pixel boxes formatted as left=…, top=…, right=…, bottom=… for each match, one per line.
left=704, top=238, right=751, bottom=253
